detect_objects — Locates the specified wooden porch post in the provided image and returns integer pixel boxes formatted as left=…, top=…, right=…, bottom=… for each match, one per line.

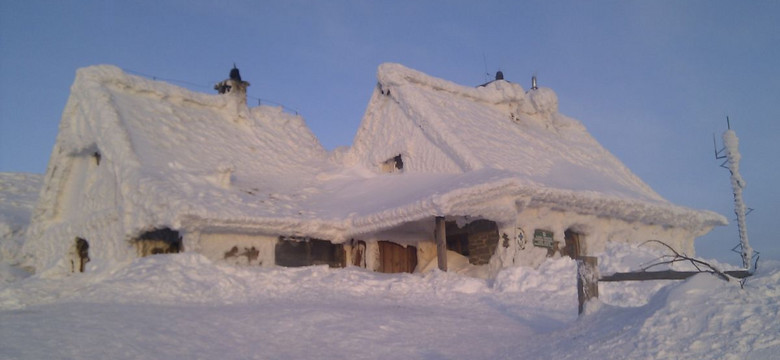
left=435, top=216, right=447, bottom=271
left=577, top=256, right=599, bottom=315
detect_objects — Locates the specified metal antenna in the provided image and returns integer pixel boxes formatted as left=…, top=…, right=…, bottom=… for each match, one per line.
left=482, top=53, right=490, bottom=83
left=714, top=116, right=758, bottom=271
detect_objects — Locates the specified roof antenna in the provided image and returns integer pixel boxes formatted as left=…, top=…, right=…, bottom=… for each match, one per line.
left=482, top=53, right=490, bottom=83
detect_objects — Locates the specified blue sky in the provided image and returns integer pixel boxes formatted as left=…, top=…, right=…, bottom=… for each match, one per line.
left=1, top=1, right=778, bottom=263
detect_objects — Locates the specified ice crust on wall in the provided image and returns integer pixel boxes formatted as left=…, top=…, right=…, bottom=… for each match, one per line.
left=22, top=64, right=726, bottom=273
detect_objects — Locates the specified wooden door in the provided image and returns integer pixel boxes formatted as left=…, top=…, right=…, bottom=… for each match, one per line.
left=563, top=230, right=582, bottom=259
left=352, top=240, right=366, bottom=268
left=378, top=241, right=418, bottom=273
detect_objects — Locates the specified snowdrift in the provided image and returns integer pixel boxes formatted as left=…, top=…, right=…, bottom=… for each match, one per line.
left=0, top=246, right=777, bottom=359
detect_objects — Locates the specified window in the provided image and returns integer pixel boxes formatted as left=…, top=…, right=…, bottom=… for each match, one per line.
left=275, top=237, right=345, bottom=268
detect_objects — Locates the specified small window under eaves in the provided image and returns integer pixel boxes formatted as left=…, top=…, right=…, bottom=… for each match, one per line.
left=380, top=154, right=404, bottom=174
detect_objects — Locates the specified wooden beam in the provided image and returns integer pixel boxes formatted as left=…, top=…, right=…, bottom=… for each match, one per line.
left=577, top=256, right=599, bottom=315
left=435, top=216, right=447, bottom=271
left=600, top=269, right=752, bottom=282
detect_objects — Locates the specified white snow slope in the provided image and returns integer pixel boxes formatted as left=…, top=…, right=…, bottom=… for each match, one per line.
left=0, top=173, right=42, bottom=282
left=0, top=246, right=777, bottom=360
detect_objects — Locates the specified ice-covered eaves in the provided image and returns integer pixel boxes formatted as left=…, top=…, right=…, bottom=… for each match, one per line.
left=147, top=167, right=723, bottom=244
left=336, top=170, right=726, bottom=238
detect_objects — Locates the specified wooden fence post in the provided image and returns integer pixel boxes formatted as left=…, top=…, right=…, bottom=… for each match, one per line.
left=577, top=256, right=599, bottom=315
left=435, top=216, right=447, bottom=271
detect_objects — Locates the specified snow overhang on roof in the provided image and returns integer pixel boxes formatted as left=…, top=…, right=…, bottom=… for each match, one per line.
left=340, top=170, right=727, bottom=238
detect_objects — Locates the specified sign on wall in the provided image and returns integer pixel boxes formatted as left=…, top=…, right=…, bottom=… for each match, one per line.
left=516, top=227, right=526, bottom=250
left=532, top=229, right=555, bottom=249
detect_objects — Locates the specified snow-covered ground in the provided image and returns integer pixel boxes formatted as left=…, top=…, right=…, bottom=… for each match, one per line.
left=0, top=247, right=777, bottom=359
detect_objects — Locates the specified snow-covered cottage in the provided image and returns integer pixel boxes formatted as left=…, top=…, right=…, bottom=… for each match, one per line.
left=22, top=63, right=726, bottom=277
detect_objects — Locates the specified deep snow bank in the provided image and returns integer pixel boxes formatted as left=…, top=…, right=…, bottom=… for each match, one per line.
left=527, top=261, right=780, bottom=360
left=1, top=247, right=778, bottom=359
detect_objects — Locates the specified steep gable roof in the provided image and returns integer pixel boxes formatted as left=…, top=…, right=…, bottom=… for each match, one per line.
left=343, top=63, right=725, bottom=233
left=30, top=66, right=340, bottom=239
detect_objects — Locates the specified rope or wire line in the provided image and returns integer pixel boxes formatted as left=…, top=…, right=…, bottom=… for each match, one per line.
left=123, top=68, right=301, bottom=116
left=248, top=96, right=299, bottom=115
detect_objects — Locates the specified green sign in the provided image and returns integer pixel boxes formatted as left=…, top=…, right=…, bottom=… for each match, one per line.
left=532, top=229, right=555, bottom=249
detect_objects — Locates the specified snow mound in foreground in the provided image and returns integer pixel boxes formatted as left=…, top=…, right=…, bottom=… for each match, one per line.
left=1, top=253, right=778, bottom=359
left=539, top=262, right=780, bottom=360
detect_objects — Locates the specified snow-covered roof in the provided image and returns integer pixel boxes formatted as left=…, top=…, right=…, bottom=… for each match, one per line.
left=342, top=63, right=726, bottom=233
left=30, top=64, right=725, bottom=246
left=32, top=65, right=346, bottom=239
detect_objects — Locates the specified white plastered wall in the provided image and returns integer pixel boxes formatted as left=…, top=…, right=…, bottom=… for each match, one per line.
left=489, top=206, right=701, bottom=272
left=195, top=232, right=277, bottom=266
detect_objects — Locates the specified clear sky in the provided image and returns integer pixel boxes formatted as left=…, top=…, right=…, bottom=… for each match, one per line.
left=1, top=1, right=778, bottom=264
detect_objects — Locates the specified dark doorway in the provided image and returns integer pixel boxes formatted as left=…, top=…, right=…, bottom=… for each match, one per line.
left=351, top=240, right=366, bottom=268
left=135, top=228, right=182, bottom=257
left=445, top=220, right=499, bottom=265
left=562, top=230, right=582, bottom=259
left=275, top=237, right=345, bottom=268
left=73, top=237, right=89, bottom=272
left=446, top=233, right=469, bottom=257
left=378, top=241, right=417, bottom=273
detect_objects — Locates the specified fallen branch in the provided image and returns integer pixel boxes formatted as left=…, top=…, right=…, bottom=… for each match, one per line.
left=637, top=240, right=731, bottom=281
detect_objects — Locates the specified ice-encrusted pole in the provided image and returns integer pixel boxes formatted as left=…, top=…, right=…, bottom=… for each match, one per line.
left=721, top=129, right=752, bottom=269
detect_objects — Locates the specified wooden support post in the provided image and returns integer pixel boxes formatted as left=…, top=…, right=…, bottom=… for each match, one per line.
left=577, top=256, right=599, bottom=315
left=435, top=216, right=447, bottom=271
left=599, top=269, right=751, bottom=282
